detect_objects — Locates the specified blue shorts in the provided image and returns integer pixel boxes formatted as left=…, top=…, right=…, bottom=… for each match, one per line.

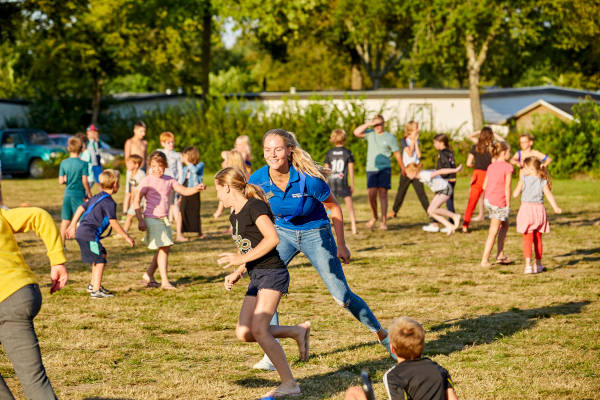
left=366, top=168, right=392, bottom=189
left=76, top=238, right=107, bottom=264
left=246, top=268, right=289, bottom=296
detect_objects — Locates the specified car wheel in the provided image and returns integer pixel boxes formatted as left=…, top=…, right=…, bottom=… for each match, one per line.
left=29, top=158, right=45, bottom=178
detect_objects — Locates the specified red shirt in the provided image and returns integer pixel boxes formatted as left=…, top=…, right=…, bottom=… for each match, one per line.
left=485, top=161, right=513, bottom=207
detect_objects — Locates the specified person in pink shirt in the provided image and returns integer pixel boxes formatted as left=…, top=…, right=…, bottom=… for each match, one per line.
left=481, top=141, right=513, bottom=267
left=134, top=151, right=205, bottom=289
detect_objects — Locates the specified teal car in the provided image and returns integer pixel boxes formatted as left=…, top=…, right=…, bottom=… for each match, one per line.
left=0, top=129, right=66, bottom=178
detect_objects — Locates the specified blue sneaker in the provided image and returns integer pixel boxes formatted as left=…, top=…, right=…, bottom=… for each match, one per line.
left=379, top=330, right=397, bottom=361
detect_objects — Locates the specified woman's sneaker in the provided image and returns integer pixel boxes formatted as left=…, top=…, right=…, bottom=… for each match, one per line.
left=87, top=284, right=112, bottom=294
left=90, top=290, right=114, bottom=299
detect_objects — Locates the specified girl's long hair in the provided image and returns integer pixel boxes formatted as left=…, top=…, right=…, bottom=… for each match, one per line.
left=263, top=129, right=328, bottom=181
left=523, top=156, right=552, bottom=190
left=476, top=127, right=494, bottom=154
left=490, top=141, right=509, bottom=159
left=214, top=167, right=268, bottom=203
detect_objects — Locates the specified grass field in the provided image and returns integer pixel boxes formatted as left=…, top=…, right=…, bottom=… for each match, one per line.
left=1, top=175, right=599, bottom=400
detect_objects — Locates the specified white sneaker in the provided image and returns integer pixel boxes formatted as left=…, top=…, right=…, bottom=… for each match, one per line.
left=440, top=227, right=451, bottom=233
left=422, top=223, right=440, bottom=233
left=252, top=354, right=275, bottom=371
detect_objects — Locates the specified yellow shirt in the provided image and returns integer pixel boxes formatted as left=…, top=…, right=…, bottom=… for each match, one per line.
left=0, top=207, right=66, bottom=303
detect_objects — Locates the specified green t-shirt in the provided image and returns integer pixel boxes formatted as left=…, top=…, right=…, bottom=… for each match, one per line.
left=363, top=129, right=400, bottom=171
left=59, top=157, right=88, bottom=195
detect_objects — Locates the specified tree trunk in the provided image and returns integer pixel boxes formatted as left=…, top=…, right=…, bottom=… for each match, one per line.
left=371, top=74, right=381, bottom=90
left=349, top=48, right=362, bottom=90
left=91, top=73, right=104, bottom=126
left=468, top=67, right=483, bottom=131
left=200, top=1, right=212, bottom=98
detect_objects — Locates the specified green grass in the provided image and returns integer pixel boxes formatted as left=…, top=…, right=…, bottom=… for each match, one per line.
left=1, top=175, right=600, bottom=399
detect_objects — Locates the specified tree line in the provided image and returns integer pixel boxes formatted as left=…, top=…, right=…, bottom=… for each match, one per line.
left=0, top=0, right=598, bottom=131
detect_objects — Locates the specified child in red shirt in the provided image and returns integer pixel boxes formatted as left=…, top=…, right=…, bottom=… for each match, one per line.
left=481, top=141, right=513, bottom=267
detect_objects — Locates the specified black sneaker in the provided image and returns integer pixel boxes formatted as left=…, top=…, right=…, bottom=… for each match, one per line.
left=87, top=285, right=113, bottom=295
left=90, top=290, right=114, bottom=299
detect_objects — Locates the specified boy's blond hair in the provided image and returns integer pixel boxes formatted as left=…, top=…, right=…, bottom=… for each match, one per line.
left=67, top=136, right=83, bottom=154
left=99, top=169, right=120, bottom=189
left=160, top=131, right=175, bottom=143
left=329, top=129, right=346, bottom=146
left=389, top=316, right=425, bottom=360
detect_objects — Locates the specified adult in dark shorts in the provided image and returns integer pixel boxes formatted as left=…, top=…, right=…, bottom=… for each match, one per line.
left=354, top=115, right=403, bottom=230
left=324, top=129, right=357, bottom=234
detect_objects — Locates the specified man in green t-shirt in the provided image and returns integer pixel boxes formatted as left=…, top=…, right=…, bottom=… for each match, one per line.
left=59, top=136, right=92, bottom=243
left=354, top=115, right=404, bottom=230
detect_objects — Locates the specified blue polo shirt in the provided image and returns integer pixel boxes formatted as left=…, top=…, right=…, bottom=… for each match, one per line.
left=249, top=165, right=331, bottom=230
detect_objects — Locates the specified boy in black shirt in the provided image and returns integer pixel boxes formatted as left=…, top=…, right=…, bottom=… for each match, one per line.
left=345, top=317, right=458, bottom=400
left=323, top=129, right=357, bottom=234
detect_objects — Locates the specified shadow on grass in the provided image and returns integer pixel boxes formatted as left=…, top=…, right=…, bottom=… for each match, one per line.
left=84, top=398, right=133, bottom=400
left=173, top=272, right=227, bottom=286
left=553, top=247, right=600, bottom=269
left=425, top=301, right=590, bottom=356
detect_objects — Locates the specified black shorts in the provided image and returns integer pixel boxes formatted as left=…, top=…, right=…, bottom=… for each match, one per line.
left=76, top=238, right=107, bottom=264
left=331, top=185, right=352, bottom=199
left=366, top=168, right=392, bottom=189
left=246, top=268, right=289, bottom=296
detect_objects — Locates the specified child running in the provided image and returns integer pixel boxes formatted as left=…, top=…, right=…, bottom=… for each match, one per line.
left=323, top=129, right=358, bottom=234
left=511, top=133, right=552, bottom=168
left=180, top=146, right=205, bottom=239
left=434, top=134, right=457, bottom=213
left=404, top=163, right=463, bottom=234
left=215, top=167, right=310, bottom=398
left=134, top=151, right=205, bottom=289
left=513, top=157, right=562, bottom=274
left=59, top=136, right=92, bottom=243
left=156, top=131, right=185, bottom=241
left=67, top=170, right=134, bottom=298
left=122, top=155, right=145, bottom=233
left=481, top=142, right=513, bottom=267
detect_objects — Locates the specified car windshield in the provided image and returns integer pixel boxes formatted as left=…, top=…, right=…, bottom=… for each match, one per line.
left=22, top=131, right=51, bottom=145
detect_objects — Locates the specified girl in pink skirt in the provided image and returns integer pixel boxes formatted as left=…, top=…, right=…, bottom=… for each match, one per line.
left=513, top=157, right=562, bottom=274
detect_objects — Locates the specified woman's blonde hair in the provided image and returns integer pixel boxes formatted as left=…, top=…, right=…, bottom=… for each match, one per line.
left=523, top=156, right=552, bottom=190
left=214, top=167, right=268, bottom=203
left=234, top=135, right=252, bottom=161
left=404, top=120, right=418, bottom=137
left=223, top=150, right=250, bottom=176
left=263, top=129, right=328, bottom=181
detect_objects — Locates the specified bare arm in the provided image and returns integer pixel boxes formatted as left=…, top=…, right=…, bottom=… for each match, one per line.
left=447, top=387, right=459, bottom=400
left=348, top=162, right=355, bottom=194
left=493, top=132, right=505, bottom=142
left=353, top=121, right=373, bottom=138
left=218, top=214, right=280, bottom=268
left=133, top=189, right=146, bottom=231
left=58, top=176, right=66, bottom=184
left=466, top=153, right=475, bottom=168
left=505, top=173, right=512, bottom=208
left=109, top=219, right=134, bottom=246
left=173, top=182, right=205, bottom=196
left=124, top=139, right=132, bottom=161
left=431, top=165, right=463, bottom=178
left=66, top=205, right=85, bottom=239
left=82, top=175, right=92, bottom=198
left=542, top=185, right=562, bottom=213
left=322, top=193, right=350, bottom=263
left=393, top=151, right=406, bottom=175
left=512, top=178, right=524, bottom=198
left=482, top=175, right=488, bottom=191
left=468, top=131, right=479, bottom=143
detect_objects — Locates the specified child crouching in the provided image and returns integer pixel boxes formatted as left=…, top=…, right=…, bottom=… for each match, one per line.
left=67, top=169, right=134, bottom=298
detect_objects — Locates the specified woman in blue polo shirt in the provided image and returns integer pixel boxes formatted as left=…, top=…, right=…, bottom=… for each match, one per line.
left=248, top=129, right=393, bottom=369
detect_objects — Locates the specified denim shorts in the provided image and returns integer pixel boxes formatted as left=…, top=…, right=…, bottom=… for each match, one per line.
left=246, top=268, right=289, bottom=296
left=366, top=168, right=392, bottom=189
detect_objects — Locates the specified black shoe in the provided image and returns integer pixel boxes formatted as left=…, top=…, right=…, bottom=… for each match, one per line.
left=90, top=290, right=115, bottom=299
left=87, top=285, right=113, bottom=295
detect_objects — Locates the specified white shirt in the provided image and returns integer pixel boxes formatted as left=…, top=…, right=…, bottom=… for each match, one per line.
left=402, top=137, right=420, bottom=166
left=419, top=170, right=448, bottom=192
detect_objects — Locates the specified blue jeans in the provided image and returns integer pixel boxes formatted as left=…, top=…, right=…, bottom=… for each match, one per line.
left=272, top=224, right=382, bottom=333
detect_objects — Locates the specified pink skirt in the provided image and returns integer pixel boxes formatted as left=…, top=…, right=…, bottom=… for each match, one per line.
left=516, top=202, right=549, bottom=233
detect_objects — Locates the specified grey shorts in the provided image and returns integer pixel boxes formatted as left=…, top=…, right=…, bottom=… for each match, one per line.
left=435, top=185, right=453, bottom=197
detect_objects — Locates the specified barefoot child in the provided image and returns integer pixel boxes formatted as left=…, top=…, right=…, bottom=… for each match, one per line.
left=123, top=121, right=148, bottom=214
left=324, top=129, right=358, bottom=234
left=134, top=151, right=205, bottom=289
left=434, top=134, right=457, bottom=213
left=481, top=142, right=513, bottom=267
left=404, top=163, right=463, bottom=235
left=59, top=136, right=92, bottom=243
left=123, top=155, right=145, bottom=233
left=180, top=146, right=205, bottom=239
left=513, top=157, right=562, bottom=274
left=511, top=133, right=552, bottom=169
left=156, top=131, right=185, bottom=241
left=67, top=170, right=134, bottom=298
left=215, top=167, right=309, bottom=398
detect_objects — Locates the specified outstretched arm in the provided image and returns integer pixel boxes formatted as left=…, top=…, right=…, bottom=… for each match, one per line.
left=109, top=219, right=134, bottom=247
left=173, top=182, right=205, bottom=196
left=431, top=165, right=463, bottom=178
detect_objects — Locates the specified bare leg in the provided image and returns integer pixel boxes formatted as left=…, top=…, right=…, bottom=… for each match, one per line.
left=344, top=196, right=357, bottom=234
left=213, top=200, right=224, bottom=219
left=481, top=218, right=501, bottom=266
left=90, top=262, right=106, bottom=292
left=495, top=219, right=509, bottom=260
left=123, top=191, right=130, bottom=215
left=427, top=194, right=454, bottom=233
left=60, top=220, right=70, bottom=244
left=474, top=197, right=485, bottom=221
left=174, top=202, right=187, bottom=242
left=366, top=188, right=378, bottom=228
left=123, top=214, right=134, bottom=232
left=378, top=188, right=388, bottom=229
left=236, top=292, right=306, bottom=396
left=143, top=252, right=159, bottom=285
left=156, top=246, right=174, bottom=289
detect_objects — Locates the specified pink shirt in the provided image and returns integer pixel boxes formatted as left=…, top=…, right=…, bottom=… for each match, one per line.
left=138, top=175, right=176, bottom=218
left=485, top=161, right=513, bottom=207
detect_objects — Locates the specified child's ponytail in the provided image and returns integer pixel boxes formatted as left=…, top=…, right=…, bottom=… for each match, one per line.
left=524, top=157, right=552, bottom=190
left=244, top=183, right=269, bottom=203
left=490, top=141, right=509, bottom=159
left=215, top=167, right=269, bottom=203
